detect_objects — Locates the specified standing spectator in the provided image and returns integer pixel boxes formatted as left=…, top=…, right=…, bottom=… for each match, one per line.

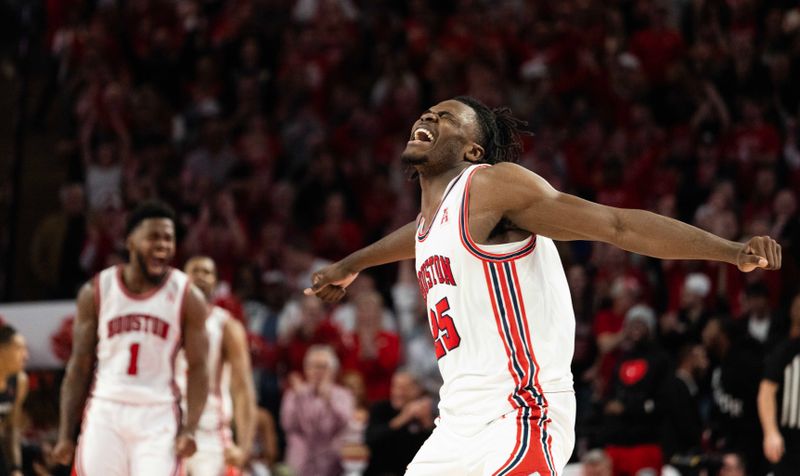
left=183, top=116, right=239, bottom=187
left=758, top=293, right=800, bottom=476
left=704, top=318, right=765, bottom=474
left=30, top=183, right=87, bottom=298
left=281, top=295, right=345, bottom=374
left=281, top=345, right=354, bottom=476
left=343, top=291, right=401, bottom=402
left=603, top=305, right=670, bottom=476
left=592, top=276, right=640, bottom=396
left=0, top=326, right=29, bottom=476
left=364, top=370, right=434, bottom=476
left=83, top=138, right=123, bottom=212
left=661, top=343, right=709, bottom=468
left=183, top=189, right=249, bottom=282
left=659, top=272, right=713, bottom=357
left=735, top=282, right=785, bottom=349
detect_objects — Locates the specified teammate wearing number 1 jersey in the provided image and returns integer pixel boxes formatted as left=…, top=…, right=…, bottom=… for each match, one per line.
left=53, top=201, right=210, bottom=475
left=307, top=96, right=783, bottom=475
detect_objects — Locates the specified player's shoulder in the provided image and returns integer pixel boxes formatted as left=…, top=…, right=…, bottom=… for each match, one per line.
left=471, top=162, right=537, bottom=188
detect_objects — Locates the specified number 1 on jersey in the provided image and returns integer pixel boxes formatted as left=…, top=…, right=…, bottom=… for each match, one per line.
left=127, top=343, right=140, bottom=375
left=429, top=297, right=461, bottom=359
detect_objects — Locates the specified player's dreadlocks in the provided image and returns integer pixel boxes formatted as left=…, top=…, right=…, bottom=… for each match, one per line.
left=454, top=96, right=532, bottom=164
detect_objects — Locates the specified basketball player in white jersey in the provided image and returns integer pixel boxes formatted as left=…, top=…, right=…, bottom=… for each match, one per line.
left=305, top=97, right=783, bottom=475
left=180, top=256, right=257, bottom=476
left=53, top=201, right=210, bottom=475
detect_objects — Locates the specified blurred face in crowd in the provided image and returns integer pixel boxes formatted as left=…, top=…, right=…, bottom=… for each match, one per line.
left=304, top=348, right=337, bottom=386
left=390, top=371, right=422, bottom=410
left=718, top=453, right=745, bottom=476
left=185, top=257, right=217, bottom=300
left=686, top=344, right=710, bottom=378
left=401, top=99, right=483, bottom=171
left=60, top=183, right=85, bottom=216
left=299, top=295, right=325, bottom=335
left=625, top=319, right=650, bottom=344
left=355, top=292, right=383, bottom=333
left=127, top=218, right=176, bottom=283
left=0, top=333, right=28, bottom=374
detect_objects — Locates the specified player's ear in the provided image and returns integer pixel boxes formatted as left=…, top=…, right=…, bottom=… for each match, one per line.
left=464, top=143, right=484, bottom=163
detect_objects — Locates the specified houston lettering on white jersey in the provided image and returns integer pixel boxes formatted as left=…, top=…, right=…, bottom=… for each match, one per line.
left=92, top=265, right=189, bottom=405
left=415, top=164, right=575, bottom=437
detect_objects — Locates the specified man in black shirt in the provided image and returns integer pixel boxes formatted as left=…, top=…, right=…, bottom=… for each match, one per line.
left=661, top=342, right=709, bottom=468
left=365, top=370, right=434, bottom=476
left=602, top=305, right=670, bottom=476
left=758, top=293, right=800, bottom=476
left=0, top=326, right=28, bottom=476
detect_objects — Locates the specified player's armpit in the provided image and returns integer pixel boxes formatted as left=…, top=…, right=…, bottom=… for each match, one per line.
left=181, top=284, right=209, bottom=435
left=223, top=318, right=257, bottom=460
left=58, top=283, right=98, bottom=442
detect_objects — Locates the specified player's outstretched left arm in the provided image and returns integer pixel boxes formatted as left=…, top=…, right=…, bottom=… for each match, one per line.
left=222, top=318, right=257, bottom=468
left=53, top=283, right=99, bottom=465
left=178, top=285, right=210, bottom=458
left=473, top=163, right=781, bottom=271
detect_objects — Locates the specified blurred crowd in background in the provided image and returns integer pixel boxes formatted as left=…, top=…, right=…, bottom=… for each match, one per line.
left=2, top=0, right=800, bottom=474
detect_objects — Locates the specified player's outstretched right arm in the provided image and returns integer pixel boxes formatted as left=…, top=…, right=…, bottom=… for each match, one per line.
left=53, top=283, right=99, bottom=465
left=305, top=221, right=416, bottom=302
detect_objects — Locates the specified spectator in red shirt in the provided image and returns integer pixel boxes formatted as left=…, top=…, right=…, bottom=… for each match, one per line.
left=343, top=291, right=401, bottom=402
left=282, top=295, right=346, bottom=375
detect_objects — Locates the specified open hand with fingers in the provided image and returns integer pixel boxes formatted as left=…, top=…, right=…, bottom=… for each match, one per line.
left=737, top=236, right=782, bottom=272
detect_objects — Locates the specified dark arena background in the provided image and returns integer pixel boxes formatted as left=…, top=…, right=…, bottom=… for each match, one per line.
left=0, top=1, right=799, bottom=475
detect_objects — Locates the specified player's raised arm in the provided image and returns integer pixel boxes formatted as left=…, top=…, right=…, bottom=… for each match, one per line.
left=222, top=318, right=257, bottom=468
left=304, top=220, right=417, bottom=302
left=178, top=285, right=209, bottom=457
left=54, top=282, right=99, bottom=465
left=475, top=163, right=781, bottom=271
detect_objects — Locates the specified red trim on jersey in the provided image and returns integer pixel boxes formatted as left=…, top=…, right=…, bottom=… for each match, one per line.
left=417, top=167, right=469, bottom=242
left=492, top=411, right=526, bottom=476
left=458, top=166, right=536, bottom=261
left=496, top=264, right=538, bottom=406
left=115, top=265, right=174, bottom=300
left=508, top=261, right=557, bottom=474
left=494, top=408, right=555, bottom=476
left=482, top=261, right=523, bottom=409
left=509, top=262, right=547, bottom=399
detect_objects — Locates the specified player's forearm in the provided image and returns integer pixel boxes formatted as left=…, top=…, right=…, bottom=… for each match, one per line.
left=57, top=363, right=92, bottom=441
left=231, top=382, right=257, bottom=455
left=184, top=363, right=209, bottom=433
left=9, top=428, right=21, bottom=468
left=611, top=209, right=740, bottom=264
left=758, top=381, right=780, bottom=435
left=340, top=221, right=416, bottom=272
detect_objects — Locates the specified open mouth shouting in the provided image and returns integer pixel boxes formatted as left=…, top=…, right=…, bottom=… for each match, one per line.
left=408, top=126, right=436, bottom=147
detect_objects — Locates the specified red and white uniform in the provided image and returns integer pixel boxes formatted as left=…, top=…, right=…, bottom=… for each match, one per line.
left=407, top=164, right=576, bottom=475
left=74, top=265, right=189, bottom=476
left=176, top=305, right=234, bottom=476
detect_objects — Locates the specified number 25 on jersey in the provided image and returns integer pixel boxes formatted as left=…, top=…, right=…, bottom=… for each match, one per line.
left=429, top=297, right=461, bottom=359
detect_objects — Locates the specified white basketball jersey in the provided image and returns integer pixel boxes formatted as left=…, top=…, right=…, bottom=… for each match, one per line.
left=176, top=305, right=233, bottom=431
left=92, top=265, right=189, bottom=405
left=415, top=164, right=575, bottom=435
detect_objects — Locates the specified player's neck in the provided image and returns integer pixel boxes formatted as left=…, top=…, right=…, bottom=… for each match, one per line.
left=418, top=162, right=471, bottom=199
left=122, top=264, right=164, bottom=294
